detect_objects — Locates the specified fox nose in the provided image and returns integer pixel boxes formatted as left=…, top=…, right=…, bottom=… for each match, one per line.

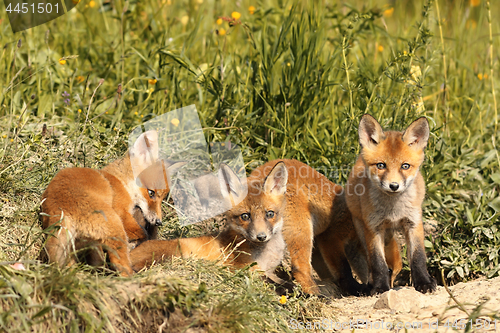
left=155, top=218, right=163, bottom=226
left=256, top=233, right=268, bottom=242
left=389, top=183, right=399, bottom=191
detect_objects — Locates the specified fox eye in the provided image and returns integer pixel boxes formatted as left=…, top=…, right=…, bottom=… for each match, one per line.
left=376, top=163, right=386, bottom=170
left=148, top=189, right=155, bottom=198
left=401, top=163, right=410, bottom=170
left=241, top=213, right=251, bottom=221
left=266, top=211, right=275, bottom=219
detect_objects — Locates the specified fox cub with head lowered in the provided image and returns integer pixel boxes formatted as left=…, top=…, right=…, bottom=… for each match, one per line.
left=345, top=114, right=437, bottom=294
left=41, top=131, right=183, bottom=276
left=131, top=159, right=362, bottom=295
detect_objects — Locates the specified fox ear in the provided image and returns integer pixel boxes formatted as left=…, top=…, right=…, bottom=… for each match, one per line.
left=358, top=114, right=384, bottom=148
left=402, top=117, right=429, bottom=149
left=218, top=163, right=246, bottom=201
left=130, top=130, right=159, bottom=168
left=263, top=162, right=287, bottom=196
left=136, top=160, right=187, bottom=190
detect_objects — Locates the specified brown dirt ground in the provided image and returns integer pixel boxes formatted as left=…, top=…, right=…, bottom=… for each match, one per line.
left=307, top=277, right=500, bottom=333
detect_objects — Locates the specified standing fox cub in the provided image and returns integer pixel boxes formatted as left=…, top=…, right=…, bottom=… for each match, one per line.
left=346, top=114, right=437, bottom=294
left=41, top=131, right=183, bottom=276
left=131, top=159, right=360, bottom=295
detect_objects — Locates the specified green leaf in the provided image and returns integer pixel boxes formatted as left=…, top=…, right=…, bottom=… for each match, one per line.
left=488, top=197, right=500, bottom=213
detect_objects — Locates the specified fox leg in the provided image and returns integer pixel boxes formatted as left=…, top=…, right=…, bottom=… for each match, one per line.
left=358, top=219, right=391, bottom=294
left=403, top=218, right=436, bottom=293
left=122, top=211, right=148, bottom=242
left=315, top=231, right=368, bottom=295
left=85, top=209, right=133, bottom=276
left=43, top=216, right=77, bottom=267
left=101, top=235, right=133, bottom=276
left=282, top=220, right=318, bottom=295
left=384, top=231, right=402, bottom=288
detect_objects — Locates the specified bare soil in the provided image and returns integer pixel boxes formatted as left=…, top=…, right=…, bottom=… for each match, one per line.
left=314, top=277, right=500, bottom=332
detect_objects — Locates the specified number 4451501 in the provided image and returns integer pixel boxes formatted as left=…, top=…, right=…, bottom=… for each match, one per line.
left=6, top=2, right=60, bottom=14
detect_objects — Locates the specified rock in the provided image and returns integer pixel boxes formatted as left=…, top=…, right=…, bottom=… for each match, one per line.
left=373, top=288, right=423, bottom=312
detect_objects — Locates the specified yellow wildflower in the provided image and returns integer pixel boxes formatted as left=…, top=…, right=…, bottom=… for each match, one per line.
left=248, top=6, right=256, bottom=14
left=470, top=0, right=480, bottom=6
left=279, top=295, right=287, bottom=304
left=149, top=78, right=157, bottom=85
left=231, top=11, right=241, bottom=20
left=216, top=18, right=223, bottom=25
left=171, top=118, right=180, bottom=126
left=89, top=0, right=96, bottom=8
left=180, top=15, right=189, bottom=25
left=78, top=109, right=82, bottom=113
left=383, top=7, right=394, bottom=18
left=2, top=134, right=6, bottom=138
left=218, top=28, right=226, bottom=36
left=58, top=58, right=66, bottom=65
left=378, top=45, right=384, bottom=52
left=135, top=111, right=138, bottom=116
left=478, top=73, right=483, bottom=80
left=76, top=75, right=84, bottom=83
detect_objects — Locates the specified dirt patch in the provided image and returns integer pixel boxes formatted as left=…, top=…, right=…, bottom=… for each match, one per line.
left=311, top=277, right=500, bottom=332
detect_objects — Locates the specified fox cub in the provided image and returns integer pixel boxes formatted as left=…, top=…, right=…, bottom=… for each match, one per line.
left=345, top=114, right=437, bottom=294
left=41, top=131, right=183, bottom=276
left=131, top=159, right=360, bottom=295
left=130, top=161, right=288, bottom=282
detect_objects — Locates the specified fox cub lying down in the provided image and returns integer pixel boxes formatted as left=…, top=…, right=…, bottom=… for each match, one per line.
left=131, top=159, right=367, bottom=295
left=41, top=131, right=183, bottom=276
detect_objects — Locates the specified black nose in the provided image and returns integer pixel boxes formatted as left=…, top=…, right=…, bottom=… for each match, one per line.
left=256, top=233, right=268, bottom=242
left=155, top=218, right=163, bottom=226
left=389, top=183, right=399, bottom=191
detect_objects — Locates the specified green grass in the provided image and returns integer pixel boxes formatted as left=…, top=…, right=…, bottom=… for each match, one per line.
left=0, top=0, right=499, bottom=331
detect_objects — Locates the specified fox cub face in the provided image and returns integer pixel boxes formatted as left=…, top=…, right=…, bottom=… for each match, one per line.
left=135, top=159, right=185, bottom=226
left=358, top=115, right=430, bottom=194
left=218, top=162, right=288, bottom=243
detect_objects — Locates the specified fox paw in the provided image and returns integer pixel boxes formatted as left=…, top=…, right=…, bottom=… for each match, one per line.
left=414, top=277, right=437, bottom=294
left=371, top=277, right=390, bottom=295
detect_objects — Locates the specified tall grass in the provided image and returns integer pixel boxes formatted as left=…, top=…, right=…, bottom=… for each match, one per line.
left=0, top=0, right=499, bottom=330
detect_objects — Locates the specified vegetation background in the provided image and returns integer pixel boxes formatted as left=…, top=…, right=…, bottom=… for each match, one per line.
left=0, top=0, right=499, bottom=331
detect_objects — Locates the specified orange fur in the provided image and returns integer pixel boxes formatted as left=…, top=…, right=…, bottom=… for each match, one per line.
left=131, top=161, right=289, bottom=281
left=41, top=131, right=182, bottom=276
left=345, top=115, right=436, bottom=294
left=131, top=159, right=362, bottom=295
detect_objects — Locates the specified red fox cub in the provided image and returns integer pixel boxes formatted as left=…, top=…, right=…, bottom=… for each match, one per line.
left=41, top=131, right=183, bottom=276
left=345, top=114, right=437, bottom=294
left=131, top=159, right=360, bottom=295
left=130, top=161, right=288, bottom=282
